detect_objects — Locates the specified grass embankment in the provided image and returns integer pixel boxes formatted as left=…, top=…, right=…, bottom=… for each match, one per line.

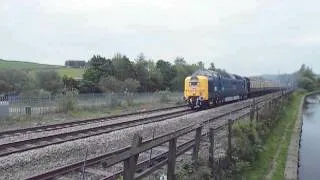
left=243, top=91, right=304, bottom=180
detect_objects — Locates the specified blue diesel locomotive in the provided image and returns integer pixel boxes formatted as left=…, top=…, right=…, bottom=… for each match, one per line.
left=184, top=69, right=282, bottom=109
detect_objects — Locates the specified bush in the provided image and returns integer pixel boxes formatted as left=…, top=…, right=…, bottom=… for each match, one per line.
left=124, top=92, right=134, bottom=106
left=123, top=78, right=140, bottom=92
left=35, top=70, right=63, bottom=94
left=57, top=90, right=78, bottom=113
left=110, top=93, right=121, bottom=107
left=99, top=76, right=123, bottom=92
left=158, top=90, right=170, bottom=103
left=175, top=96, right=185, bottom=105
left=176, top=162, right=212, bottom=180
left=232, top=122, right=263, bottom=173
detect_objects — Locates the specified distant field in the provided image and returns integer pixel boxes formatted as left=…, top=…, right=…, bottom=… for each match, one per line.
left=57, top=68, right=85, bottom=78
left=0, top=59, right=61, bottom=69
left=0, top=59, right=85, bottom=78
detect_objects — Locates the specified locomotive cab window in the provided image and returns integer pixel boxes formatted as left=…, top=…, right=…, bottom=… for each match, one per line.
left=190, top=82, right=199, bottom=86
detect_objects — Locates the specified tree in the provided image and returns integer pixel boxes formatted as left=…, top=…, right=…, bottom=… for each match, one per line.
left=0, top=69, right=30, bottom=93
left=83, top=68, right=101, bottom=84
left=298, top=76, right=315, bottom=91
left=298, top=64, right=315, bottom=81
left=174, top=57, right=186, bottom=65
left=123, top=78, right=140, bottom=92
left=81, top=55, right=115, bottom=92
left=156, top=60, right=176, bottom=89
left=100, top=59, right=114, bottom=77
left=62, top=75, right=78, bottom=91
left=98, top=76, right=123, bottom=92
left=294, top=64, right=319, bottom=91
left=112, top=53, right=135, bottom=81
left=35, top=70, right=63, bottom=94
left=149, top=67, right=164, bottom=91
left=0, top=80, right=9, bottom=93
left=134, top=53, right=149, bottom=92
left=89, top=55, right=107, bottom=67
left=171, top=62, right=195, bottom=91
left=197, top=61, right=205, bottom=70
left=83, top=55, right=113, bottom=83
left=136, top=53, right=146, bottom=63
left=209, top=63, right=216, bottom=71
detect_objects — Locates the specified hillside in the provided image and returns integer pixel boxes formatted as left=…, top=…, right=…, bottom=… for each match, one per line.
left=0, top=59, right=61, bottom=69
left=0, top=59, right=84, bottom=78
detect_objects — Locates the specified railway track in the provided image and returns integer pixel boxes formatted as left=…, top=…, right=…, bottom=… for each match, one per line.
left=0, top=94, right=275, bottom=158
left=0, top=108, right=193, bottom=157
left=0, top=105, right=187, bottom=139
left=26, top=92, right=278, bottom=180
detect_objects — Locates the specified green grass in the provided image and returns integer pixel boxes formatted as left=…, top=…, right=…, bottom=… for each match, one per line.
left=56, top=67, right=85, bottom=78
left=0, top=59, right=85, bottom=78
left=243, top=91, right=304, bottom=180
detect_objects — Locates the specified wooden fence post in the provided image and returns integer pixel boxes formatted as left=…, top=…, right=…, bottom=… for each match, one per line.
left=167, top=137, right=177, bottom=180
left=81, top=148, right=89, bottom=180
left=268, top=101, right=272, bottom=114
left=192, top=126, right=203, bottom=164
left=123, top=134, right=142, bottom=180
left=255, top=106, right=259, bottom=122
left=250, top=108, right=254, bottom=122
left=227, top=119, right=233, bottom=166
left=209, top=128, right=215, bottom=178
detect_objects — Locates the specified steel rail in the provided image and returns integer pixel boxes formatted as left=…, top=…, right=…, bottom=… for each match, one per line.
left=0, top=105, right=187, bottom=139
left=0, top=109, right=192, bottom=157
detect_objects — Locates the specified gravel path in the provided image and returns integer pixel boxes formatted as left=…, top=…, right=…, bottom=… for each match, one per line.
left=0, top=99, right=254, bottom=180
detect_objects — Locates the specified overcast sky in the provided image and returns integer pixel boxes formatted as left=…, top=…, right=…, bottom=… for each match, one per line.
left=1, top=0, right=319, bottom=76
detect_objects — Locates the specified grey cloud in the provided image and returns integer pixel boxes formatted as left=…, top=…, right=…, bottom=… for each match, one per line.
left=1, top=0, right=320, bottom=75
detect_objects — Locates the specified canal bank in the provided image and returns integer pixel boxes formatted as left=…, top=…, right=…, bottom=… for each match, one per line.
left=284, top=93, right=305, bottom=180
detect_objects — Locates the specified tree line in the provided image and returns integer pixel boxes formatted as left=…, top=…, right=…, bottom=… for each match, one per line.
left=0, top=53, right=216, bottom=96
left=0, top=53, right=317, bottom=96
left=79, top=53, right=214, bottom=93
left=0, top=69, right=63, bottom=96
left=296, top=64, right=320, bottom=91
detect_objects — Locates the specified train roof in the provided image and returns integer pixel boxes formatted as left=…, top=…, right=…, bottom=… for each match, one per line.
left=192, top=69, right=219, bottom=77
left=192, top=69, right=246, bottom=80
left=232, top=74, right=245, bottom=80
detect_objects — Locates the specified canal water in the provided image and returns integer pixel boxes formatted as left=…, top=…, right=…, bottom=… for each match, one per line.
left=299, top=94, right=320, bottom=180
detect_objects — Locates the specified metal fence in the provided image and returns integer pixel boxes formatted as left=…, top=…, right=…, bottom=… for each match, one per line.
left=0, top=92, right=183, bottom=116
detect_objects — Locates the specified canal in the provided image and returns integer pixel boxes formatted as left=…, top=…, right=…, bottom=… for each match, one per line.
left=299, top=94, right=320, bottom=180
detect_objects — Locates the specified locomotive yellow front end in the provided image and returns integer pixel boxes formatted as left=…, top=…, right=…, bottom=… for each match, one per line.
left=184, top=75, right=208, bottom=109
